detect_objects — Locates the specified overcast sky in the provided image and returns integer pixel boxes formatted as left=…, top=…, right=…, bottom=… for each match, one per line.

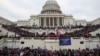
left=0, top=0, right=100, bottom=22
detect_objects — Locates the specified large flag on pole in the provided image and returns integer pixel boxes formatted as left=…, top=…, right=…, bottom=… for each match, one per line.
left=55, top=26, right=61, bottom=37
left=46, top=29, right=49, bottom=36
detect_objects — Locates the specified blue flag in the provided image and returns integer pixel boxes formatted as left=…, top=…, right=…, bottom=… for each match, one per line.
left=59, top=36, right=71, bottom=45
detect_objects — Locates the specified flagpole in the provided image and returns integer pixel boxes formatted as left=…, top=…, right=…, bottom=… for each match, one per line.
left=55, top=26, right=57, bottom=40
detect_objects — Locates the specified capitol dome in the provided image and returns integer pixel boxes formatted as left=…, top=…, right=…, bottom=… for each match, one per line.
left=41, top=0, right=62, bottom=14
left=45, top=0, right=58, bottom=5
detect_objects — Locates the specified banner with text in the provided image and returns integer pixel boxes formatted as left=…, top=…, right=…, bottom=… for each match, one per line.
left=59, top=36, right=71, bottom=45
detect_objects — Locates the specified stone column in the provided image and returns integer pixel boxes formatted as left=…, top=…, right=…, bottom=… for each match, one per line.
left=53, top=17, right=54, bottom=27
left=48, top=17, right=50, bottom=26
left=62, top=17, right=64, bottom=26
left=44, top=17, right=46, bottom=26
left=48, top=17, right=49, bottom=27
left=39, top=17, right=41, bottom=26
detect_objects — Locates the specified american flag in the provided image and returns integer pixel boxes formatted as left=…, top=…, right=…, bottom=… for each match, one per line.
left=55, top=26, right=61, bottom=39
left=46, top=29, right=49, bottom=36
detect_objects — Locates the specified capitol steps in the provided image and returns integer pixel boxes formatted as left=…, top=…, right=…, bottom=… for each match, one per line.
left=2, top=25, right=34, bottom=37
left=90, top=28, right=100, bottom=36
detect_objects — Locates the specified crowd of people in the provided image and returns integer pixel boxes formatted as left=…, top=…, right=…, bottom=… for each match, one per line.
left=18, top=25, right=85, bottom=29
left=64, top=24, right=100, bottom=38
left=2, top=24, right=100, bottom=38
left=0, top=47, right=100, bottom=56
left=2, top=25, right=34, bottom=37
left=1, top=24, right=100, bottom=56
left=30, top=24, right=100, bottom=38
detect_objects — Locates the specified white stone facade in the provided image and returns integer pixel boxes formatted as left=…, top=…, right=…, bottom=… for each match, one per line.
left=76, top=20, right=87, bottom=26
left=29, top=15, right=39, bottom=26
left=0, top=17, right=13, bottom=25
left=19, top=37, right=85, bottom=50
left=1, top=38, right=100, bottom=49
left=91, top=18, right=100, bottom=25
left=17, top=20, right=30, bottom=26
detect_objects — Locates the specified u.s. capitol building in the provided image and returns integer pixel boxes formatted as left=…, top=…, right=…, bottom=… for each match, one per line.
left=0, top=0, right=100, bottom=49
left=17, top=0, right=87, bottom=27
